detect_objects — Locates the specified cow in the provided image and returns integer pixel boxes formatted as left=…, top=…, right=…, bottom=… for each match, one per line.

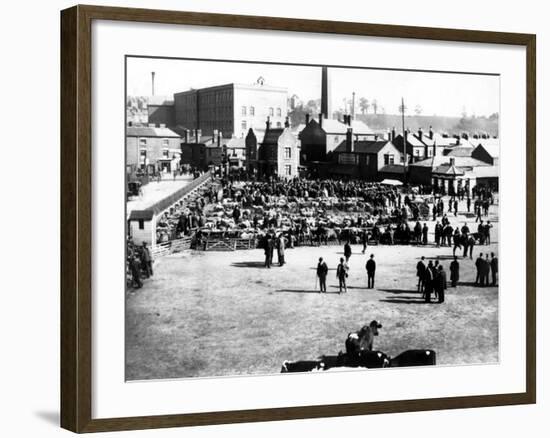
left=345, top=320, right=383, bottom=356
left=280, top=359, right=323, bottom=373
left=389, top=349, right=436, bottom=367
left=319, top=350, right=389, bottom=370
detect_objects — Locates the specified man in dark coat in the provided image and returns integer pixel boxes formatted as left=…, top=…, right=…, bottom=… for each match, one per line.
left=276, top=234, right=285, bottom=266
left=435, top=265, right=447, bottom=303
left=450, top=256, right=460, bottom=287
left=490, top=252, right=498, bottom=286
left=366, top=254, right=376, bottom=289
left=344, top=241, right=352, bottom=262
left=130, top=256, right=143, bottom=289
left=422, top=223, right=429, bottom=245
left=317, top=257, right=328, bottom=293
left=475, top=253, right=484, bottom=285
left=416, top=256, right=426, bottom=292
left=424, top=261, right=434, bottom=302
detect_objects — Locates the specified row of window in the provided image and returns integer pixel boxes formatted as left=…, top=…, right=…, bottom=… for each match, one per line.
left=241, top=106, right=282, bottom=117
left=240, top=120, right=283, bottom=130
left=139, top=138, right=170, bottom=147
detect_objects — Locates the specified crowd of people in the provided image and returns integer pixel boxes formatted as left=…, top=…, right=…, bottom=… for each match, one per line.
left=126, top=240, right=153, bottom=289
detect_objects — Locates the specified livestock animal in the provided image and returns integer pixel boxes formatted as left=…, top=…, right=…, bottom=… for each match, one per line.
left=280, top=360, right=323, bottom=373
left=345, top=321, right=383, bottom=356
left=389, top=349, right=436, bottom=367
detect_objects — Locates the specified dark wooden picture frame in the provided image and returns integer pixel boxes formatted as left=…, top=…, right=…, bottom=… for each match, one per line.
left=60, top=4, right=536, bottom=433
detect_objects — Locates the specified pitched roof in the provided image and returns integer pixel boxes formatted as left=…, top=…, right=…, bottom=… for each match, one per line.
left=126, top=126, right=181, bottom=138
left=410, top=155, right=490, bottom=169
left=334, top=140, right=392, bottom=154
left=261, top=127, right=285, bottom=145
left=319, top=118, right=372, bottom=135
left=225, top=137, right=246, bottom=149
left=445, top=146, right=474, bottom=157
left=471, top=140, right=500, bottom=158
left=432, top=164, right=465, bottom=176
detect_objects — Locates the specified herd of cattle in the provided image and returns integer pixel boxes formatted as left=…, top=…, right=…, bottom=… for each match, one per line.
left=281, top=320, right=436, bottom=373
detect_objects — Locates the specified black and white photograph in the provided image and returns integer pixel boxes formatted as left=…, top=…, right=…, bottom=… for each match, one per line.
left=125, top=56, right=500, bottom=381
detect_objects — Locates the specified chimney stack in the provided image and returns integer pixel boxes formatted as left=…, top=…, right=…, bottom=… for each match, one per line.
left=346, top=127, right=354, bottom=153
left=184, top=129, right=189, bottom=143
left=305, top=113, right=310, bottom=125
left=151, top=71, right=155, bottom=96
left=217, top=131, right=222, bottom=148
left=418, top=127, right=423, bottom=141
left=450, top=157, right=456, bottom=166
left=266, top=116, right=271, bottom=131
left=391, top=126, right=396, bottom=141
left=429, top=125, right=434, bottom=140
left=318, top=113, right=323, bottom=129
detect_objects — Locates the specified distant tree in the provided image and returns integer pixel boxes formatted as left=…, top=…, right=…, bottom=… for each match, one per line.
left=372, top=99, right=378, bottom=114
left=398, top=102, right=407, bottom=114
left=359, top=97, right=370, bottom=114
left=414, top=104, right=423, bottom=115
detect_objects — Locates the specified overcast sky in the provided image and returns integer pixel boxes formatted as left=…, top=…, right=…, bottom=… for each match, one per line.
left=127, top=57, right=499, bottom=117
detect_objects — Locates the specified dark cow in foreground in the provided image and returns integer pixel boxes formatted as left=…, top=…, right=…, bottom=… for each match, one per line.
left=280, top=359, right=323, bottom=373
left=389, top=349, right=436, bottom=367
left=345, top=320, right=383, bottom=355
left=348, top=350, right=390, bottom=368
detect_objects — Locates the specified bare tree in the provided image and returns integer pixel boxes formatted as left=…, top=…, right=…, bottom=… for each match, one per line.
left=414, top=104, right=423, bottom=115
left=372, top=99, right=378, bottom=115
left=359, top=97, right=370, bottom=114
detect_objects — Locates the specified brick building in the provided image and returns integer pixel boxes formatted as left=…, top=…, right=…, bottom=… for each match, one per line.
left=126, top=125, right=182, bottom=174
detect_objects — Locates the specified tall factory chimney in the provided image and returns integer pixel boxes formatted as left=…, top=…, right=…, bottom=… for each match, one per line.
left=321, top=66, right=331, bottom=119
left=151, top=71, right=155, bottom=96
left=351, top=92, right=356, bottom=120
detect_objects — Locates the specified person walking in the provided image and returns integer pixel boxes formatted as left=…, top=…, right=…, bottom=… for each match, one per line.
left=453, top=199, right=458, bottom=216
left=485, top=221, right=493, bottom=245
left=317, top=257, right=328, bottom=293
left=366, top=254, right=376, bottom=289
left=490, top=252, right=498, bottom=286
left=344, top=241, right=352, bottom=263
left=468, top=234, right=476, bottom=259
left=416, top=256, right=427, bottom=293
left=336, top=257, right=348, bottom=294
left=361, top=229, right=368, bottom=254
left=467, top=197, right=471, bottom=213
left=450, top=255, right=460, bottom=287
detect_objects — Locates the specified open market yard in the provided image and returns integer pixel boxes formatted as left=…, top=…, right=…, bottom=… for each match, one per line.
left=126, top=211, right=499, bottom=380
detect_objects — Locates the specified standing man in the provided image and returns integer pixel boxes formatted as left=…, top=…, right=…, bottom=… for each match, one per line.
left=336, top=257, right=349, bottom=294
left=264, top=235, right=272, bottom=268
left=366, top=254, right=376, bottom=289
left=361, top=229, right=368, bottom=254
left=416, top=256, right=427, bottom=293
left=436, top=265, right=447, bottom=303
left=490, top=252, right=498, bottom=286
left=130, top=256, right=143, bottom=289
left=467, top=196, right=471, bottom=213
left=453, top=199, right=458, bottom=216
left=485, top=221, right=493, bottom=245
left=422, top=223, right=429, bottom=245
left=450, top=255, right=460, bottom=287
left=483, top=254, right=491, bottom=286
left=344, top=240, right=352, bottom=263
left=475, top=253, right=484, bottom=285
left=317, top=257, right=328, bottom=293
left=141, top=242, right=153, bottom=278
left=424, top=260, right=434, bottom=302
left=276, top=234, right=286, bottom=266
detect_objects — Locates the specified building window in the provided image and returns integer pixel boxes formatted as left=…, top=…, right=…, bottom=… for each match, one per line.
left=365, top=155, right=371, bottom=165
left=138, top=219, right=144, bottom=230
left=139, top=138, right=147, bottom=147
left=249, top=106, right=255, bottom=116
left=276, top=108, right=282, bottom=117
left=269, top=107, right=274, bottom=116
left=285, top=165, right=292, bottom=176
left=162, top=138, right=169, bottom=147
left=414, top=149, right=420, bottom=157
left=284, top=147, right=292, bottom=159
left=276, top=122, right=282, bottom=128
left=241, top=120, right=247, bottom=130
left=241, top=106, right=247, bottom=116
left=428, top=148, right=433, bottom=157
left=162, top=149, right=169, bottom=158
left=384, top=154, right=395, bottom=165
left=334, top=136, right=340, bottom=144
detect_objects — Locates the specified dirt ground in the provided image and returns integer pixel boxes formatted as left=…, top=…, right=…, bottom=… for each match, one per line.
left=126, top=203, right=499, bottom=380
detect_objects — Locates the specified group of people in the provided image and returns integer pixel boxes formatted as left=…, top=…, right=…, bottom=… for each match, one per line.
left=315, top=250, right=376, bottom=294
left=475, top=252, right=499, bottom=286
left=261, top=232, right=286, bottom=268
left=415, top=256, right=457, bottom=303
